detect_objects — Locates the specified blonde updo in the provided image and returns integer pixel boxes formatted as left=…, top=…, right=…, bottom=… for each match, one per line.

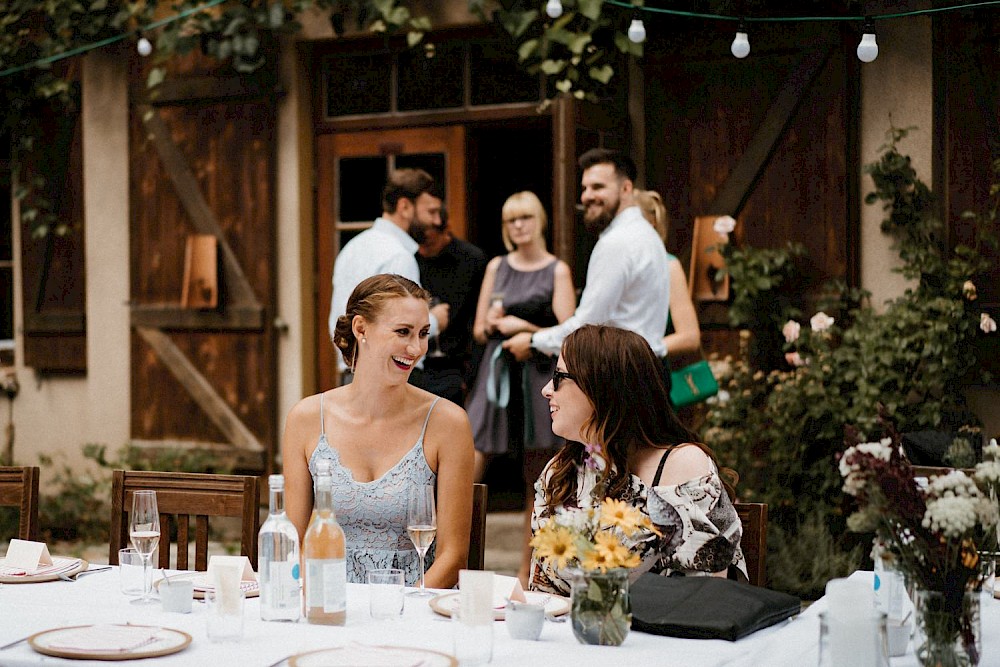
left=332, top=274, right=431, bottom=369
left=635, top=189, right=668, bottom=243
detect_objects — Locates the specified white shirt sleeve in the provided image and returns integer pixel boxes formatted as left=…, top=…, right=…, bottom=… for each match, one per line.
left=530, top=236, right=627, bottom=355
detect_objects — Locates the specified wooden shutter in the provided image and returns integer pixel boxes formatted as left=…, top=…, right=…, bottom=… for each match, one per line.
left=128, top=52, right=278, bottom=471
left=19, top=67, right=87, bottom=373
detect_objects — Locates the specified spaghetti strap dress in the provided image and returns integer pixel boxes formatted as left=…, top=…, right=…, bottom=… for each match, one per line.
left=309, top=395, right=440, bottom=585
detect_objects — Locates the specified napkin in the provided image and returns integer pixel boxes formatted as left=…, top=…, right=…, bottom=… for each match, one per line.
left=2, top=539, right=53, bottom=574
left=459, top=569, right=494, bottom=625
left=208, top=556, right=250, bottom=614
left=492, top=574, right=526, bottom=608
left=45, top=625, right=160, bottom=653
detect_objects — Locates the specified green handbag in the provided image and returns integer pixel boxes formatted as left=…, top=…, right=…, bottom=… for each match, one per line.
left=669, top=359, right=719, bottom=407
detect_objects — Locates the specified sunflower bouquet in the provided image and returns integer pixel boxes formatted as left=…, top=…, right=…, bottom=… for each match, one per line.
left=531, top=498, right=659, bottom=646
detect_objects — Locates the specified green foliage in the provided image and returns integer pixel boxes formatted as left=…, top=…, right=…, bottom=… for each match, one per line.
left=768, top=510, right=864, bottom=600
left=704, top=127, right=999, bottom=597
left=718, top=241, right=807, bottom=331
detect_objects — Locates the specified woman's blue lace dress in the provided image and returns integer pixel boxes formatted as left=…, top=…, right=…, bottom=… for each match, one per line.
left=308, top=395, right=439, bottom=585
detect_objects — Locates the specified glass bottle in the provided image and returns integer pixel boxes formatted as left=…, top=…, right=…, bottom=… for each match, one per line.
left=303, top=459, right=347, bottom=625
left=258, top=474, right=301, bottom=621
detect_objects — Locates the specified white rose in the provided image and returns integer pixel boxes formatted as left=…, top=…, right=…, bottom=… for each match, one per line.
left=810, top=312, right=835, bottom=332
left=714, top=215, right=736, bottom=235
left=981, top=313, right=997, bottom=333
left=963, top=280, right=977, bottom=300
left=782, top=320, right=801, bottom=343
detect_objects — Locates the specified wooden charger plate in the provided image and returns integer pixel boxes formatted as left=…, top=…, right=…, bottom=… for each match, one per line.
left=153, top=572, right=260, bottom=599
left=28, top=624, right=191, bottom=661
left=289, top=645, right=457, bottom=667
left=0, top=557, right=89, bottom=584
left=429, top=590, right=570, bottom=620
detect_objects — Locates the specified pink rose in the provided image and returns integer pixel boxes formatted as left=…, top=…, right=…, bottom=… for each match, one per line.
left=785, top=352, right=806, bottom=367
left=981, top=313, right=997, bottom=334
left=782, top=320, right=801, bottom=344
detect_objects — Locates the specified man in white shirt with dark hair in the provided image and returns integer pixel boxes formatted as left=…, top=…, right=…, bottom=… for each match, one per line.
left=503, top=148, right=670, bottom=361
left=329, top=168, right=450, bottom=378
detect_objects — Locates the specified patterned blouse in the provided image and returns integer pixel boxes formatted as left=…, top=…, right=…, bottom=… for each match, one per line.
left=528, top=449, right=748, bottom=596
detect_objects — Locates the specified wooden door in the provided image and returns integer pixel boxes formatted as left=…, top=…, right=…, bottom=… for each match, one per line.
left=128, top=53, right=278, bottom=473
left=315, top=127, right=466, bottom=391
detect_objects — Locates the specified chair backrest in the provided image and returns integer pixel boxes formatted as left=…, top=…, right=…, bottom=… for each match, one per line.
left=734, top=502, right=767, bottom=587
left=467, top=483, right=488, bottom=570
left=0, top=466, right=40, bottom=541
left=109, top=470, right=260, bottom=571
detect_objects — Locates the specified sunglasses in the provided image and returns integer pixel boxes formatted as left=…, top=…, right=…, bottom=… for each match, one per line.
left=551, top=369, right=576, bottom=391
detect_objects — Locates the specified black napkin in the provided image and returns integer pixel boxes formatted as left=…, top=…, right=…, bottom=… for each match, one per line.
left=630, top=574, right=800, bottom=642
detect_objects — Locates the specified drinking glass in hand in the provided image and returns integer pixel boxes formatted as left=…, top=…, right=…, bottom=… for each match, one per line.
left=129, top=490, right=160, bottom=605
left=406, top=484, right=437, bottom=597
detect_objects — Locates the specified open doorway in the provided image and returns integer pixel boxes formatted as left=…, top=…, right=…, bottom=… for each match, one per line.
left=464, top=119, right=555, bottom=511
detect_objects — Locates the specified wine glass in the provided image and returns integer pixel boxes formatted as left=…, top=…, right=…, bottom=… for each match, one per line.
left=427, top=298, right=446, bottom=358
left=129, top=490, right=160, bottom=605
left=406, top=484, right=437, bottom=597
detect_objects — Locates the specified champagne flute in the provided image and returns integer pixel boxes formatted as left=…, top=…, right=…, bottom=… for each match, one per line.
left=406, top=484, right=437, bottom=597
left=129, top=490, right=160, bottom=605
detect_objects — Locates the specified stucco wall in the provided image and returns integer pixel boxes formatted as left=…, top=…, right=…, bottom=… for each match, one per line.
left=6, top=50, right=131, bottom=488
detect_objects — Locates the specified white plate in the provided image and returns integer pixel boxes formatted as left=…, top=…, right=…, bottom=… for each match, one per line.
left=0, top=557, right=87, bottom=583
left=29, top=624, right=191, bottom=661
left=428, top=590, right=570, bottom=620
left=153, top=572, right=260, bottom=599
left=289, top=645, right=457, bottom=667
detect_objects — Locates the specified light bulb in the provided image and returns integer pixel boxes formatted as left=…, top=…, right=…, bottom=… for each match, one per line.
left=731, top=31, right=749, bottom=58
left=137, top=36, right=153, bottom=57
left=857, top=32, right=878, bottom=62
left=627, top=18, right=646, bottom=44
left=545, top=0, right=563, bottom=19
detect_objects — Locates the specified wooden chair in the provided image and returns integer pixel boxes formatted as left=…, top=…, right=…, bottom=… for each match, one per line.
left=0, top=466, right=40, bottom=541
left=467, top=483, right=488, bottom=570
left=734, top=502, right=767, bottom=587
left=109, top=470, right=260, bottom=571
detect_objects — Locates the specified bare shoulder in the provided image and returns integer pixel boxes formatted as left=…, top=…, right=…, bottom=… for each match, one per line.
left=658, top=443, right=714, bottom=485
left=485, top=256, right=504, bottom=275
left=554, top=259, right=572, bottom=278
left=426, top=395, right=472, bottom=431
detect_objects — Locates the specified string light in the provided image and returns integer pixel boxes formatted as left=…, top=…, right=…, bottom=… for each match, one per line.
left=730, top=19, right=750, bottom=58
left=545, top=0, right=563, bottom=19
left=137, top=35, right=153, bottom=57
left=856, top=17, right=878, bottom=62
left=627, top=11, right=647, bottom=44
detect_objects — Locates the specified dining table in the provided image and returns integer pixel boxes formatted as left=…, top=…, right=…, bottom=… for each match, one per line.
left=0, top=568, right=996, bottom=666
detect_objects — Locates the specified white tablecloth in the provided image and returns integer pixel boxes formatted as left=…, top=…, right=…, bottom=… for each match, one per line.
left=0, top=569, right=996, bottom=666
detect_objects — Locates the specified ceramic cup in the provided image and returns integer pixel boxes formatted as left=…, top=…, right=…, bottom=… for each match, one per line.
left=506, top=600, right=545, bottom=641
left=160, top=578, right=193, bottom=614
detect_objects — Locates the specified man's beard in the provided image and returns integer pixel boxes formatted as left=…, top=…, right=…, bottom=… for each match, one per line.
left=408, top=221, right=428, bottom=245
left=583, top=206, right=615, bottom=235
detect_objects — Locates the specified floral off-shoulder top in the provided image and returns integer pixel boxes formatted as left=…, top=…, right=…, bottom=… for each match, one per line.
left=528, top=448, right=748, bottom=596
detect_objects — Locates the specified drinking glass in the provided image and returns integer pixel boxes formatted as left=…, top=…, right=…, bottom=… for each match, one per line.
left=129, top=490, right=160, bottom=605
left=427, top=298, right=446, bottom=358
left=406, top=484, right=437, bottom=597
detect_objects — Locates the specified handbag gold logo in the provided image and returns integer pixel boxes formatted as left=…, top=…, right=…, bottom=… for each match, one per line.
left=684, top=373, right=699, bottom=395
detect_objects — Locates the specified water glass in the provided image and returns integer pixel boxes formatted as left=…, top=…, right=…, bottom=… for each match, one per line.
left=452, top=607, right=493, bottom=665
left=118, top=548, right=144, bottom=597
left=205, top=590, right=245, bottom=642
left=368, top=568, right=405, bottom=620
left=818, top=611, right=889, bottom=667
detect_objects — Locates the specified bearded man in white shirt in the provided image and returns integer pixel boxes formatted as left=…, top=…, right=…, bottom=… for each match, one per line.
left=503, top=148, right=670, bottom=363
left=328, top=168, right=450, bottom=379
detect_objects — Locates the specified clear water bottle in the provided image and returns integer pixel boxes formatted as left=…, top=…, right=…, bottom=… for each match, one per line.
left=258, top=474, right=301, bottom=621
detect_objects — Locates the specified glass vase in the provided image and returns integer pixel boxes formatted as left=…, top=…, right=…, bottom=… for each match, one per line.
left=569, top=568, right=631, bottom=646
left=913, top=588, right=981, bottom=667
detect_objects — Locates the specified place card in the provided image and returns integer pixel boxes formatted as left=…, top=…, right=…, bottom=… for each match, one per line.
left=206, top=555, right=256, bottom=582
left=3, top=539, right=53, bottom=574
left=459, top=570, right=495, bottom=625
left=493, top=574, right=526, bottom=608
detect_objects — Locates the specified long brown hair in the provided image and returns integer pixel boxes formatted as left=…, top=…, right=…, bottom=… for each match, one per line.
left=543, top=325, right=736, bottom=510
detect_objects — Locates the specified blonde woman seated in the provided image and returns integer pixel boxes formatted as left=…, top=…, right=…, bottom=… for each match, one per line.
left=283, top=274, right=474, bottom=588
left=528, top=325, right=746, bottom=596
left=635, top=189, right=701, bottom=363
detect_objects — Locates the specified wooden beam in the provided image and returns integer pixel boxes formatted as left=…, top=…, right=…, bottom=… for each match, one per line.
left=132, top=75, right=283, bottom=107
left=135, top=326, right=264, bottom=453
left=138, top=104, right=260, bottom=309
left=129, top=439, right=266, bottom=471
left=23, top=312, right=85, bottom=334
left=130, top=304, right=264, bottom=331
left=706, top=47, right=832, bottom=217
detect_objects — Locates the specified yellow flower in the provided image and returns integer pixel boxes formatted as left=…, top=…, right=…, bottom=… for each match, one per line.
left=600, top=498, right=645, bottom=535
left=530, top=525, right=578, bottom=569
left=580, top=545, right=614, bottom=572
left=593, top=531, right=640, bottom=569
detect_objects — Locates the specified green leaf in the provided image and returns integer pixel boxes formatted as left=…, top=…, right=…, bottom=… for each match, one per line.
left=388, top=7, right=409, bottom=25
left=540, top=59, right=566, bottom=74
left=567, top=33, right=592, bottom=55
left=410, top=16, right=432, bottom=31
left=146, top=67, right=165, bottom=89
left=555, top=78, right=573, bottom=93
left=577, top=0, right=604, bottom=21
left=588, top=64, right=613, bottom=84
left=499, top=9, right=538, bottom=39
left=406, top=31, right=424, bottom=47
left=586, top=579, right=603, bottom=603
left=518, top=39, right=539, bottom=62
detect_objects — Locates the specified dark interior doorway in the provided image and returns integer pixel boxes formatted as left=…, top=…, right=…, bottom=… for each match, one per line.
left=464, top=119, right=554, bottom=511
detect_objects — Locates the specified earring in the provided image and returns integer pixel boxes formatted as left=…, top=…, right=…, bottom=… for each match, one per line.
left=361, top=337, right=367, bottom=344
